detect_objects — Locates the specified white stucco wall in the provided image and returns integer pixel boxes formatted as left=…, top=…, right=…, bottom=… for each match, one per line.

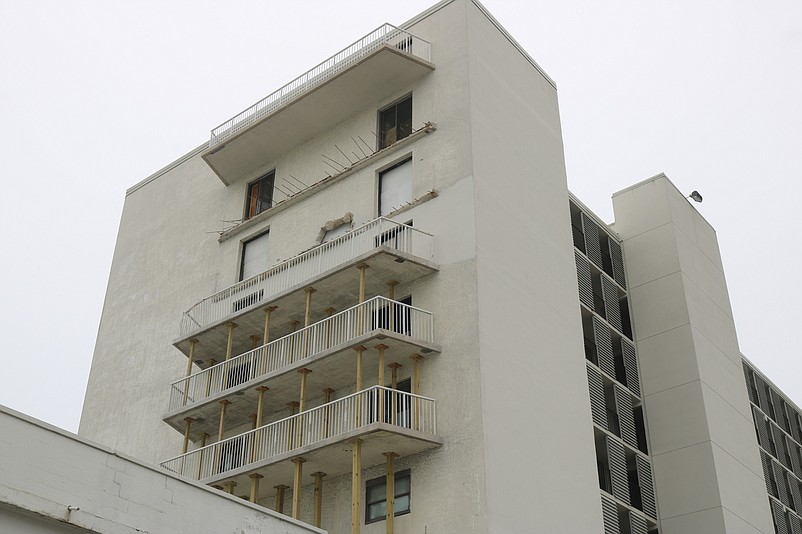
left=0, top=405, right=322, bottom=534
left=612, top=175, right=775, bottom=534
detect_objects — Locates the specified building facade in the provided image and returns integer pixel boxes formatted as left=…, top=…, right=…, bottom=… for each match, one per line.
left=79, top=1, right=799, bottom=533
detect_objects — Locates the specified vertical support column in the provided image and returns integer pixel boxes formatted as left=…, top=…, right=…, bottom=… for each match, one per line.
left=289, top=320, right=301, bottom=363
left=357, top=264, right=368, bottom=336
left=323, top=387, right=334, bottom=438
left=351, top=439, right=363, bottom=534
left=376, top=344, right=388, bottom=421
left=384, top=452, right=398, bottom=534
left=263, top=306, right=277, bottom=345
left=255, top=386, right=269, bottom=427
left=183, top=339, right=198, bottom=406
left=274, top=485, right=288, bottom=514
left=250, top=335, right=261, bottom=349
left=249, top=473, right=263, bottom=504
left=386, top=281, right=398, bottom=330
left=223, top=481, right=237, bottom=495
left=411, top=354, right=423, bottom=431
left=205, top=359, right=217, bottom=396
left=312, top=471, right=326, bottom=528
left=218, top=400, right=231, bottom=441
left=287, top=401, right=299, bottom=449
left=304, top=287, right=316, bottom=357
left=297, top=368, right=312, bottom=446
left=197, top=433, right=208, bottom=480
left=224, top=322, right=238, bottom=361
left=324, top=307, right=336, bottom=348
left=249, top=414, right=258, bottom=430
left=386, top=280, right=398, bottom=300
left=292, top=457, right=306, bottom=519
left=182, top=417, right=194, bottom=454
left=388, top=363, right=402, bottom=425
left=354, top=346, right=366, bottom=426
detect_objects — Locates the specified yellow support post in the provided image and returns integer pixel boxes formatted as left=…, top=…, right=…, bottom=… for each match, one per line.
left=388, top=363, right=402, bottom=425
left=304, top=287, right=316, bottom=327
left=218, top=399, right=231, bottom=441
left=205, top=359, right=217, bottom=396
left=223, top=481, right=237, bottom=494
left=197, top=432, right=208, bottom=480
left=376, top=344, right=388, bottom=422
left=263, top=306, right=278, bottom=345
left=351, top=439, right=362, bottom=534
left=183, top=339, right=198, bottom=406
left=322, top=387, right=334, bottom=438
left=291, top=457, right=306, bottom=519
left=297, top=368, right=311, bottom=446
left=250, top=335, right=261, bottom=349
left=249, top=473, right=263, bottom=504
left=324, top=307, right=336, bottom=348
left=224, top=322, right=238, bottom=361
left=312, top=471, right=326, bottom=528
left=274, top=485, right=288, bottom=514
left=182, top=417, right=194, bottom=454
left=384, top=452, right=398, bottom=534
left=411, top=354, right=423, bottom=430
left=256, top=386, right=269, bottom=427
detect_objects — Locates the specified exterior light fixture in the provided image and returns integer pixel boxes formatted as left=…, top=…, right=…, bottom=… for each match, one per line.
left=688, top=190, right=703, bottom=203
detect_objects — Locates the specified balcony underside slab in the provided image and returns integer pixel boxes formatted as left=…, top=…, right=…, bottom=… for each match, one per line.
left=202, top=45, right=435, bottom=185
left=201, top=424, right=441, bottom=489
left=164, top=329, right=440, bottom=440
left=174, top=247, right=438, bottom=363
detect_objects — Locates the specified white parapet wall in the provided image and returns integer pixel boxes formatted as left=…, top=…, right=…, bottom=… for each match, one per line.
left=0, top=405, right=324, bottom=534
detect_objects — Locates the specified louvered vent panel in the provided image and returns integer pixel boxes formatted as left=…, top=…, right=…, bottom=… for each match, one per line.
left=587, top=363, right=608, bottom=429
left=743, top=366, right=757, bottom=405
left=754, top=406, right=770, bottom=451
left=636, top=456, right=657, bottom=519
left=594, top=317, right=616, bottom=378
left=762, top=451, right=776, bottom=495
left=793, top=414, right=802, bottom=445
left=773, top=499, right=789, bottom=534
left=600, top=493, right=619, bottom=534
left=790, top=476, right=802, bottom=515
left=607, top=436, right=630, bottom=505
left=629, top=511, right=648, bottom=534
left=774, top=391, right=791, bottom=433
left=774, top=424, right=790, bottom=471
left=575, top=251, right=594, bottom=309
left=582, top=213, right=603, bottom=269
left=615, top=385, right=638, bottom=449
left=621, top=339, right=640, bottom=397
left=775, top=461, right=791, bottom=507
left=789, top=440, right=802, bottom=479
left=755, top=376, right=770, bottom=415
left=790, top=513, right=802, bottom=534
left=608, top=236, right=627, bottom=289
left=601, top=275, right=622, bottom=332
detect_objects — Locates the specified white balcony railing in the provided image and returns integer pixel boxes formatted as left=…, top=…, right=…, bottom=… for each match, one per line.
left=179, top=218, right=434, bottom=337
left=209, top=24, right=431, bottom=147
left=161, top=386, right=436, bottom=481
left=169, top=296, right=434, bottom=412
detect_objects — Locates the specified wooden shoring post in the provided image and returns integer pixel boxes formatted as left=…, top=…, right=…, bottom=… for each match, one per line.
left=274, top=485, right=288, bottom=514
left=386, top=280, right=398, bottom=300
left=322, top=387, right=335, bottom=438
left=223, top=481, right=237, bottom=494
left=256, top=386, right=269, bottom=427
left=376, top=344, right=388, bottom=421
left=303, top=287, right=316, bottom=357
left=197, top=433, right=208, bottom=479
left=249, top=473, right=263, bottom=503
left=217, top=399, right=231, bottom=441
left=384, top=452, right=399, bottom=534
left=289, top=320, right=301, bottom=363
left=182, top=417, right=194, bottom=454
left=291, top=457, right=306, bottom=519
left=250, top=335, right=261, bottom=349
left=183, top=339, right=198, bottom=406
left=411, top=354, right=423, bottom=430
left=297, top=368, right=312, bottom=446
left=357, top=264, right=368, bottom=335
left=388, top=363, right=402, bottom=425
left=287, top=401, right=299, bottom=449
left=263, top=306, right=278, bottom=345
left=386, top=281, right=398, bottom=330
left=224, top=322, right=238, bottom=361
left=351, top=439, right=362, bottom=534
left=354, top=346, right=366, bottom=426
left=205, top=359, right=217, bottom=396
left=312, top=471, right=326, bottom=528
left=324, top=307, right=336, bottom=348
left=249, top=414, right=258, bottom=430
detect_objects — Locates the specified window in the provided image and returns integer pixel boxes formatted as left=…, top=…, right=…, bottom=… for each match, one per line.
left=365, top=470, right=411, bottom=523
left=379, top=159, right=413, bottom=216
left=246, top=170, right=275, bottom=219
left=379, top=96, right=412, bottom=149
left=240, top=232, right=269, bottom=281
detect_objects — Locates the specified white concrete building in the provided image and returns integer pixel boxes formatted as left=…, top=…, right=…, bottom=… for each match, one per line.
left=77, top=1, right=802, bottom=533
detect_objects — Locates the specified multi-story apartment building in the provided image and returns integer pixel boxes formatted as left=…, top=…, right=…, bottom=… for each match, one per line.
left=79, top=1, right=799, bottom=533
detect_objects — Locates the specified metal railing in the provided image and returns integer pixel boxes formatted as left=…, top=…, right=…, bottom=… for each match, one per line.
left=209, top=24, right=431, bottom=147
left=169, top=296, right=434, bottom=412
left=160, top=386, right=436, bottom=481
left=179, top=217, right=434, bottom=337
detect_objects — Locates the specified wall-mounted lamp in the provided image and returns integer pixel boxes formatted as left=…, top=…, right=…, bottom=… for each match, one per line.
left=687, top=190, right=703, bottom=203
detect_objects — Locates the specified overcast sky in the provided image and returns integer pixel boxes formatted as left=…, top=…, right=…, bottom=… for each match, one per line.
left=1, top=0, right=800, bottom=433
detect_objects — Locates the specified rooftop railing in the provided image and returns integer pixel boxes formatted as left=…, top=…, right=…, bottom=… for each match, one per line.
left=161, top=386, right=436, bottom=481
left=169, top=296, right=435, bottom=412
left=179, top=217, right=434, bottom=337
left=209, top=24, right=431, bottom=148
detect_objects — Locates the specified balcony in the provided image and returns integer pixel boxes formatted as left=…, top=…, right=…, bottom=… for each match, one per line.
left=175, top=218, right=437, bottom=363
left=160, top=386, right=440, bottom=488
left=202, top=24, right=434, bottom=185
left=164, top=296, right=439, bottom=436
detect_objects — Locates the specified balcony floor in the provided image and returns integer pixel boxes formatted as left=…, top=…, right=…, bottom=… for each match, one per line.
left=164, top=329, right=440, bottom=440
left=202, top=423, right=441, bottom=491
left=174, top=246, right=438, bottom=364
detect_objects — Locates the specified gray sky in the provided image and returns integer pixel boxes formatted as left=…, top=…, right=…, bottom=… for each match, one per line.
left=1, top=0, right=800, bottom=433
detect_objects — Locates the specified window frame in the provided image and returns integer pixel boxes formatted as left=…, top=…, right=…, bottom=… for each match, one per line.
left=245, top=170, right=276, bottom=219
left=239, top=230, right=270, bottom=281
left=378, top=157, right=413, bottom=216
left=365, top=469, right=411, bottom=524
left=378, top=94, right=412, bottom=149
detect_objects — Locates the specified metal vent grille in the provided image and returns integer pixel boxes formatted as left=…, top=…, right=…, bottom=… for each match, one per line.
left=774, top=461, right=791, bottom=507
left=762, top=451, right=776, bottom=495
left=755, top=375, right=770, bottom=415
left=607, top=436, right=630, bottom=505
left=791, top=512, right=802, bottom=534
left=754, top=406, right=770, bottom=451
left=621, top=339, right=640, bottom=397
left=629, top=511, right=648, bottom=534
left=615, top=385, right=638, bottom=449
left=587, top=363, right=608, bottom=429
left=636, top=456, right=656, bottom=519
left=582, top=213, right=603, bottom=269
left=773, top=423, right=790, bottom=470
left=575, top=251, right=594, bottom=309
left=608, top=236, right=627, bottom=289
left=601, top=275, right=622, bottom=332
left=772, top=499, right=789, bottom=534
left=594, top=317, right=616, bottom=378
left=600, top=493, right=619, bottom=534
left=773, top=390, right=790, bottom=433
left=790, top=475, right=802, bottom=515
left=789, top=437, right=802, bottom=479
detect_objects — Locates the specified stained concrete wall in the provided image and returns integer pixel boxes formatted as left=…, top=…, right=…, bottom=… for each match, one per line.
left=612, top=175, right=775, bottom=534
left=0, top=405, right=321, bottom=534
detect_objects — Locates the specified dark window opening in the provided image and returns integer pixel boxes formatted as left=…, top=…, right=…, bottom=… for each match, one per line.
left=379, top=96, right=412, bottom=149
left=246, top=171, right=275, bottom=219
left=365, top=470, right=411, bottom=523
left=634, top=406, right=648, bottom=454
left=619, top=297, right=633, bottom=339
